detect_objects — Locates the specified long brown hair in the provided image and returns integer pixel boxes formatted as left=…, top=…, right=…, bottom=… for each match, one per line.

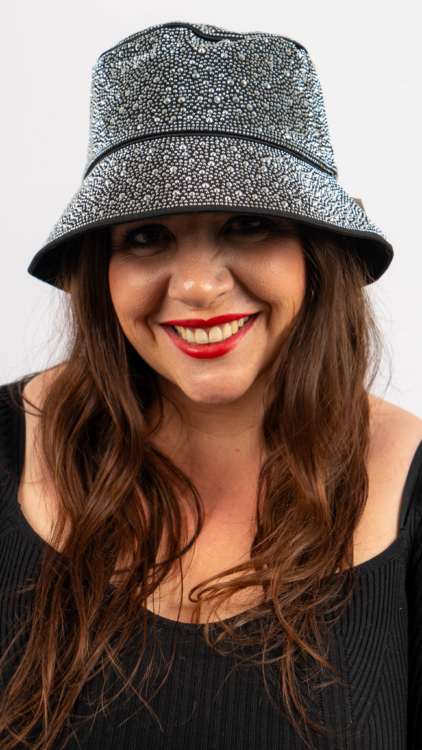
left=0, top=221, right=383, bottom=749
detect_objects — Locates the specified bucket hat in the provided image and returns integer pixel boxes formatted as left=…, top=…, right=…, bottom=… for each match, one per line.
left=28, top=21, right=393, bottom=286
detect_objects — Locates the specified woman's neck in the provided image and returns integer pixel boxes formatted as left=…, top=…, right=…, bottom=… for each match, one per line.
left=147, top=376, right=268, bottom=513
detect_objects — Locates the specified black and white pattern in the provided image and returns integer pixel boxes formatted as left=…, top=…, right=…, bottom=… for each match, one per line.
left=28, top=21, right=393, bottom=286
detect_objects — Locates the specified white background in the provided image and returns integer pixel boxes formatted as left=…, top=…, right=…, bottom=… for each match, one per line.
left=1, top=0, right=420, bottom=414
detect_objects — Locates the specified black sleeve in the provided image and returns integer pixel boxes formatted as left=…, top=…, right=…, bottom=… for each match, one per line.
left=406, top=470, right=422, bottom=749
left=0, top=379, right=30, bottom=513
left=0, top=383, right=19, bottom=489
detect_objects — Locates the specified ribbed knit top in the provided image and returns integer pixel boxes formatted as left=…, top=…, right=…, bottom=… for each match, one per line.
left=1, top=377, right=422, bottom=749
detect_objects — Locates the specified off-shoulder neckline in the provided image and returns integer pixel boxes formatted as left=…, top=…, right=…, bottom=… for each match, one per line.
left=3, top=374, right=421, bottom=631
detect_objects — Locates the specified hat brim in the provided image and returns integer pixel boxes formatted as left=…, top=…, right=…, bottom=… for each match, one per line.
left=28, top=134, right=393, bottom=286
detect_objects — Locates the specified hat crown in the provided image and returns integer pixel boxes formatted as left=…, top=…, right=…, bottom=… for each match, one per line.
left=85, top=21, right=337, bottom=178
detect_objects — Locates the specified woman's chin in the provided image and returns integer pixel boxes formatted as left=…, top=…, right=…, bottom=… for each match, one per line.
left=172, top=377, right=255, bottom=407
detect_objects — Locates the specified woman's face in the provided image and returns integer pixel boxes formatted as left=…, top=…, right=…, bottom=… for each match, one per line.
left=109, top=213, right=306, bottom=406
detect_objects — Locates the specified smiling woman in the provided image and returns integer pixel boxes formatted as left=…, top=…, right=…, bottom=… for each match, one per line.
left=1, top=20, right=422, bottom=750
left=109, top=214, right=306, bottom=395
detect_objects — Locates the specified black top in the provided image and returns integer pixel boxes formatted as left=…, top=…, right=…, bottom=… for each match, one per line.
left=1, top=377, right=422, bottom=749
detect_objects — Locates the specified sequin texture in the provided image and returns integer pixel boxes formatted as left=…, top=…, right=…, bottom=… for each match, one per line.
left=51, top=135, right=382, bottom=237
left=84, top=23, right=335, bottom=178
left=28, top=21, right=393, bottom=285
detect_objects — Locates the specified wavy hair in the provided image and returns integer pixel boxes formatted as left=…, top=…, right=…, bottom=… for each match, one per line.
left=0, top=220, right=383, bottom=749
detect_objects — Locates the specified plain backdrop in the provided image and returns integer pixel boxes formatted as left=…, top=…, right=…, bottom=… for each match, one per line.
left=1, top=0, right=420, bottom=414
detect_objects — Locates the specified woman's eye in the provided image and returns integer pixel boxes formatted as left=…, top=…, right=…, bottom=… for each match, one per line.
left=124, top=225, right=170, bottom=247
left=226, top=216, right=273, bottom=236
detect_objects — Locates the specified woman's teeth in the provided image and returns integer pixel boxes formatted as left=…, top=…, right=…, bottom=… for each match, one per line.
left=174, top=316, right=250, bottom=345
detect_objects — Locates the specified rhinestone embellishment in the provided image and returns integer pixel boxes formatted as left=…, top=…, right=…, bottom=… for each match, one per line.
left=29, top=21, right=391, bottom=285
left=45, top=134, right=386, bottom=248
left=84, top=23, right=337, bottom=178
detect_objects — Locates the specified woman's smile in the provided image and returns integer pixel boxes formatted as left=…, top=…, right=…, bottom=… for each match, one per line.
left=109, top=212, right=306, bottom=404
left=160, top=312, right=260, bottom=359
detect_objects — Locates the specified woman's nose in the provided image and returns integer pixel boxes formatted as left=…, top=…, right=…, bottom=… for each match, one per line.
left=167, top=243, right=234, bottom=308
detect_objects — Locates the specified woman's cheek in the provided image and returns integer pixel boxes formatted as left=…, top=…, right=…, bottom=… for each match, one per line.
left=244, top=249, right=306, bottom=318
left=109, top=257, right=168, bottom=331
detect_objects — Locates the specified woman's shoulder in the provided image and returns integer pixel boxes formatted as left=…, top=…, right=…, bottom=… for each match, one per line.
left=19, top=366, right=64, bottom=408
left=0, top=373, right=32, bottom=445
left=0, top=374, right=34, bottom=504
left=0, top=367, right=62, bottom=465
left=0, top=367, right=57, bottom=402
left=368, top=393, right=422, bottom=475
left=353, top=394, right=422, bottom=564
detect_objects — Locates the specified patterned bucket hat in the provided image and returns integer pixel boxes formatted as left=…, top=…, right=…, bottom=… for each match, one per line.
left=28, top=21, right=393, bottom=286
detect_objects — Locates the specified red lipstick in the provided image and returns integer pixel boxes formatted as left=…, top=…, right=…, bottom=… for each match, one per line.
left=162, top=313, right=253, bottom=328
left=161, top=313, right=259, bottom=359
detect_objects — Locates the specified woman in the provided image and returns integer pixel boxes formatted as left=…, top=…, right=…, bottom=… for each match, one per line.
left=0, top=20, right=421, bottom=750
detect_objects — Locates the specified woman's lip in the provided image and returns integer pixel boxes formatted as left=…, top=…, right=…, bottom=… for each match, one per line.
left=161, top=313, right=259, bottom=359
left=161, top=313, right=256, bottom=328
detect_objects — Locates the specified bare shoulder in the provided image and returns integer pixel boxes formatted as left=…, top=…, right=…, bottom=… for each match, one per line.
left=22, top=365, right=64, bottom=409
left=354, top=394, right=422, bottom=564
left=368, top=393, right=422, bottom=474
left=18, top=366, right=69, bottom=548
